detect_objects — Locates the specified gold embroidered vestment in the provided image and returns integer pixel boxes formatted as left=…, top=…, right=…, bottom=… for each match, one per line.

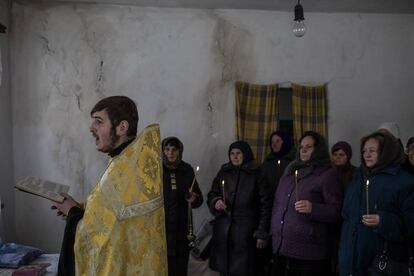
left=74, top=124, right=167, bottom=276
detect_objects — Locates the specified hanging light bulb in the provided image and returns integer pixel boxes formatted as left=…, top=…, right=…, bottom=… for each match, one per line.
left=293, top=0, right=306, bottom=37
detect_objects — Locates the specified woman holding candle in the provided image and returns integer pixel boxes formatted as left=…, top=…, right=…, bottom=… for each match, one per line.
left=270, top=131, right=343, bottom=276
left=260, top=131, right=296, bottom=275
left=207, top=141, right=272, bottom=276
left=338, top=131, right=414, bottom=276
left=261, top=131, right=296, bottom=197
left=162, top=137, right=204, bottom=276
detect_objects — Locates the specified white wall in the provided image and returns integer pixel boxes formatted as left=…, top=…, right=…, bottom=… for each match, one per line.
left=0, top=0, right=14, bottom=242
left=10, top=2, right=414, bottom=251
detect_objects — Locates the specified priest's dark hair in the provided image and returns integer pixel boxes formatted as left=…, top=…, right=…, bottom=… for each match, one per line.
left=91, top=96, right=138, bottom=137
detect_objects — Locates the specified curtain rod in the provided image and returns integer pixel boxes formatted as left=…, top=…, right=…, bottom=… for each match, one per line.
left=279, top=81, right=326, bottom=88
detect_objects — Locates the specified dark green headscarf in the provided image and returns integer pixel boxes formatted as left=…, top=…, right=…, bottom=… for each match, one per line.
left=228, top=141, right=255, bottom=165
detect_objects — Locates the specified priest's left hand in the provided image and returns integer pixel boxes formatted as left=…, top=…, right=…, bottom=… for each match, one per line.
left=51, top=193, right=80, bottom=217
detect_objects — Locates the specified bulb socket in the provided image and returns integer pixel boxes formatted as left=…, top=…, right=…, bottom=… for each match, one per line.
left=294, top=3, right=305, bottom=21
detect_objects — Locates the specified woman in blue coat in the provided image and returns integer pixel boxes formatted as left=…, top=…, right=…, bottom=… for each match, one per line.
left=338, top=131, right=414, bottom=276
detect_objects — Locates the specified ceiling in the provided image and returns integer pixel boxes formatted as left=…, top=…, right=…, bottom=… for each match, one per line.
left=19, top=0, right=414, bottom=14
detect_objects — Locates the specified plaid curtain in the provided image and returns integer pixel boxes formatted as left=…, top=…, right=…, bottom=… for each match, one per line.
left=292, top=83, right=328, bottom=145
left=235, top=81, right=279, bottom=162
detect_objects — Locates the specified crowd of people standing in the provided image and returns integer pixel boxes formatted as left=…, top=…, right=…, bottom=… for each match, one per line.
left=165, top=122, right=414, bottom=276
left=51, top=96, right=413, bottom=276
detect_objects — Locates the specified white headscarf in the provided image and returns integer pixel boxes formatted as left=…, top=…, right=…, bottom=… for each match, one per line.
left=377, top=122, right=400, bottom=139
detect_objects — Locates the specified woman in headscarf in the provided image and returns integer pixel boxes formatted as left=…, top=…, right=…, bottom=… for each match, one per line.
left=207, top=141, right=272, bottom=276
left=260, top=131, right=295, bottom=275
left=162, top=137, right=204, bottom=276
left=271, top=131, right=343, bottom=276
left=261, top=131, right=296, bottom=197
left=331, top=141, right=357, bottom=188
left=338, top=131, right=414, bottom=276
left=330, top=141, right=357, bottom=275
left=402, top=136, right=414, bottom=175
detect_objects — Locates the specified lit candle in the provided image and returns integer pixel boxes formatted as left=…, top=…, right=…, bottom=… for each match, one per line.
left=189, top=166, right=200, bottom=192
left=221, top=180, right=226, bottom=205
left=277, top=160, right=281, bottom=178
left=366, top=179, right=370, bottom=214
left=187, top=166, right=200, bottom=248
left=295, top=170, right=299, bottom=202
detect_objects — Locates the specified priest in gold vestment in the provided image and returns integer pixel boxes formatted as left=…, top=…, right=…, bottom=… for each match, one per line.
left=53, top=96, right=167, bottom=276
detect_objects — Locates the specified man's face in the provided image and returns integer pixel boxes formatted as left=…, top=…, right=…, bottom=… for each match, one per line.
left=89, top=110, right=115, bottom=153
left=164, top=145, right=180, bottom=164
left=332, top=149, right=349, bottom=166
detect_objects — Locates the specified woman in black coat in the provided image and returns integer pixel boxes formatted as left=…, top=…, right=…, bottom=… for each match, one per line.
left=207, top=141, right=271, bottom=276
left=261, top=131, right=296, bottom=197
left=162, top=137, right=204, bottom=276
left=260, top=131, right=295, bottom=275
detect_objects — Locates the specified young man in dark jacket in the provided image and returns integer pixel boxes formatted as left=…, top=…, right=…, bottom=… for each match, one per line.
left=162, top=137, right=204, bottom=276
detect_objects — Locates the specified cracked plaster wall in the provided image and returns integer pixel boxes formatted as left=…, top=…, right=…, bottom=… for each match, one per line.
left=9, top=3, right=414, bottom=251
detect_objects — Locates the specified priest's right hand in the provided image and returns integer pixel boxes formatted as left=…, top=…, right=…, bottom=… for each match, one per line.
left=214, top=199, right=227, bottom=211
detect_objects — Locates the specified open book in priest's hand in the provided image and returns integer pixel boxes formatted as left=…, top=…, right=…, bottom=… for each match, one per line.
left=15, top=177, right=70, bottom=203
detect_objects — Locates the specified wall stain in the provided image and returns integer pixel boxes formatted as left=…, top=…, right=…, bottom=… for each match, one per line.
left=96, top=59, right=105, bottom=95
left=202, top=12, right=254, bottom=133
left=207, top=102, right=213, bottom=112
left=37, top=34, right=55, bottom=55
left=73, top=7, right=106, bottom=99
left=211, top=14, right=253, bottom=85
left=197, top=12, right=255, bottom=169
left=75, top=93, right=82, bottom=111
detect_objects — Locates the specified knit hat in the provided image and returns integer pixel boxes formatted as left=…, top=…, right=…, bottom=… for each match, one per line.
left=331, top=141, right=353, bottom=160
left=377, top=122, right=400, bottom=139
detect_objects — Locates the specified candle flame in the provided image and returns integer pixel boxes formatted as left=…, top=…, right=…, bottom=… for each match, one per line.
left=221, top=180, right=225, bottom=185
left=366, top=179, right=369, bottom=186
left=196, top=166, right=200, bottom=172
left=278, top=160, right=281, bottom=165
left=295, top=170, right=298, bottom=176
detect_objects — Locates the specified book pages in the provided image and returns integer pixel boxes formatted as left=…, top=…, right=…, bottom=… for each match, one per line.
left=15, top=177, right=70, bottom=203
